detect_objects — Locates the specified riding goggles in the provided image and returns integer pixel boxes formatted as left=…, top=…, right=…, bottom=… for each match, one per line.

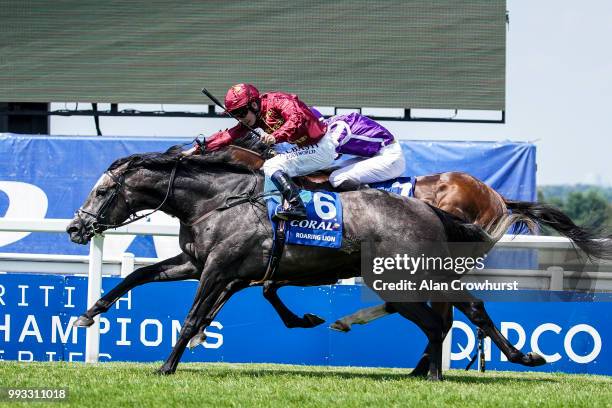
left=229, top=106, right=250, bottom=119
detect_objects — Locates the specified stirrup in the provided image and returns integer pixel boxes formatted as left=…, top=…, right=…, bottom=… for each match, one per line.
left=273, top=203, right=307, bottom=221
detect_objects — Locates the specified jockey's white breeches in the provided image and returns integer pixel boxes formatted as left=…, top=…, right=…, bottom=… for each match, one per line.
left=328, top=142, right=406, bottom=187
left=262, top=126, right=340, bottom=192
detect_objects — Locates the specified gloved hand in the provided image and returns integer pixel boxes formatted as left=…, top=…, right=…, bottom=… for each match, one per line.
left=194, top=136, right=205, bottom=151
left=260, top=132, right=276, bottom=146
left=182, top=136, right=205, bottom=156
left=181, top=145, right=200, bottom=156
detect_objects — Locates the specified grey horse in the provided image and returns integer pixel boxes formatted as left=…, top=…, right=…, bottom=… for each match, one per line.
left=66, top=145, right=545, bottom=379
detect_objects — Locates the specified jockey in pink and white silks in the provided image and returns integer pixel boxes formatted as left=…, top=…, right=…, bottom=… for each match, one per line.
left=321, top=112, right=406, bottom=190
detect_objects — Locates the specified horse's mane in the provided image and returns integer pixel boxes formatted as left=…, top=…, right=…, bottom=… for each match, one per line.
left=107, top=133, right=271, bottom=175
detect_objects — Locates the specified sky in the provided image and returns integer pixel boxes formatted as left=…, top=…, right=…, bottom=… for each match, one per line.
left=50, top=0, right=612, bottom=186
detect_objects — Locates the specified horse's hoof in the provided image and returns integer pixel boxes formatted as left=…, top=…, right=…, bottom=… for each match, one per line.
left=157, top=366, right=176, bottom=376
left=426, top=373, right=444, bottom=381
left=188, top=333, right=207, bottom=350
left=303, top=313, right=325, bottom=328
left=73, top=316, right=94, bottom=327
left=329, top=320, right=351, bottom=332
left=525, top=352, right=546, bottom=367
left=410, top=357, right=431, bottom=377
left=409, top=367, right=429, bottom=378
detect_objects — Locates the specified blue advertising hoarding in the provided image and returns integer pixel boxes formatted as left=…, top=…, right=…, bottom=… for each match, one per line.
left=0, top=274, right=608, bottom=375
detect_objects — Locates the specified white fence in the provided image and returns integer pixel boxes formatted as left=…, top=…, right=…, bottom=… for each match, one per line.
left=0, top=218, right=611, bottom=367
left=0, top=218, right=178, bottom=363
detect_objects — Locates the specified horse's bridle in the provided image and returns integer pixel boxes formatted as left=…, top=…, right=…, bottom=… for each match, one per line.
left=77, top=159, right=181, bottom=236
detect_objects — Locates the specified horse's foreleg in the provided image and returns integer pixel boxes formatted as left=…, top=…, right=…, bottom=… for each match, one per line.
left=188, top=278, right=330, bottom=350
left=453, top=299, right=546, bottom=367
left=262, top=281, right=326, bottom=328
left=189, top=278, right=249, bottom=349
left=75, top=253, right=200, bottom=327
left=159, top=278, right=246, bottom=375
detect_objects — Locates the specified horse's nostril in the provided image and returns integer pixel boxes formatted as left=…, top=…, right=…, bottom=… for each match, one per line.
left=66, top=225, right=79, bottom=234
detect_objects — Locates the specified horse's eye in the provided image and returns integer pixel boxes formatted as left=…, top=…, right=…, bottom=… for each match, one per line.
left=96, top=188, right=107, bottom=196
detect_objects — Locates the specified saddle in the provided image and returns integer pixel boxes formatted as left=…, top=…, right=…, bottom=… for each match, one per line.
left=225, top=145, right=266, bottom=170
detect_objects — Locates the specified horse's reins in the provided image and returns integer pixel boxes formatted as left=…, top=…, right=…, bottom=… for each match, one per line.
left=183, top=170, right=285, bottom=285
left=184, top=177, right=268, bottom=227
left=78, top=156, right=268, bottom=235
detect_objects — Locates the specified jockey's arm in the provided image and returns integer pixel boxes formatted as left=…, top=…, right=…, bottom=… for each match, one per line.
left=204, top=124, right=250, bottom=152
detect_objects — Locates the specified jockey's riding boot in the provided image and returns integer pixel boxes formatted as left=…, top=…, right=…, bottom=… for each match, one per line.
left=270, top=171, right=307, bottom=220
left=335, top=178, right=363, bottom=192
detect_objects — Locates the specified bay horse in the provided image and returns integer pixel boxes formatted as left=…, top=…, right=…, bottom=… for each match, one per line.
left=66, top=144, right=545, bottom=379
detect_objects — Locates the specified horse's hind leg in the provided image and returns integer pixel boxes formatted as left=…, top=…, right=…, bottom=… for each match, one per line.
left=391, top=302, right=445, bottom=381
left=75, top=253, right=200, bottom=327
left=453, top=299, right=546, bottom=367
left=410, top=302, right=453, bottom=377
left=330, top=303, right=394, bottom=332
left=262, top=281, right=326, bottom=328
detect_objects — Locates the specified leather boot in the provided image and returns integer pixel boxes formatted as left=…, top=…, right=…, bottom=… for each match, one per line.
left=270, top=171, right=307, bottom=220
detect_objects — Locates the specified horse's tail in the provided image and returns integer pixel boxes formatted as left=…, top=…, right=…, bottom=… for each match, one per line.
left=428, top=204, right=529, bottom=250
left=504, top=199, right=612, bottom=261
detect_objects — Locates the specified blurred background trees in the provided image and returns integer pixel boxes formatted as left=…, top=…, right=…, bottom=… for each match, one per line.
left=538, top=185, right=612, bottom=234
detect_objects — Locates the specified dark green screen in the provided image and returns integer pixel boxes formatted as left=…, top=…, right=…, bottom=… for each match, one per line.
left=0, top=0, right=506, bottom=110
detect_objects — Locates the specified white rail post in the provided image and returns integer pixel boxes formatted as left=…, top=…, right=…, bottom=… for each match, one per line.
left=120, top=252, right=135, bottom=277
left=442, top=328, right=452, bottom=370
left=548, top=266, right=564, bottom=290
left=85, top=234, right=104, bottom=363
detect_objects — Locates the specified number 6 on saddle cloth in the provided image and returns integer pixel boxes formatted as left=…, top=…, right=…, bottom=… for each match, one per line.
left=266, top=190, right=343, bottom=249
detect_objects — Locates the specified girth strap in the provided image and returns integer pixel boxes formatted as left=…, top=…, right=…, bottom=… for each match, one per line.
left=251, top=219, right=286, bottom=285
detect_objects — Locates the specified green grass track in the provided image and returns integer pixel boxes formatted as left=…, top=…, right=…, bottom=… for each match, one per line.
left=0, top=362, right=610, bottom=407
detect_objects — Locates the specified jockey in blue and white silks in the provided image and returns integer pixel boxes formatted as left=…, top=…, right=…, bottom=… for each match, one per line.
left=322, top=112, right=406, bottom=189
